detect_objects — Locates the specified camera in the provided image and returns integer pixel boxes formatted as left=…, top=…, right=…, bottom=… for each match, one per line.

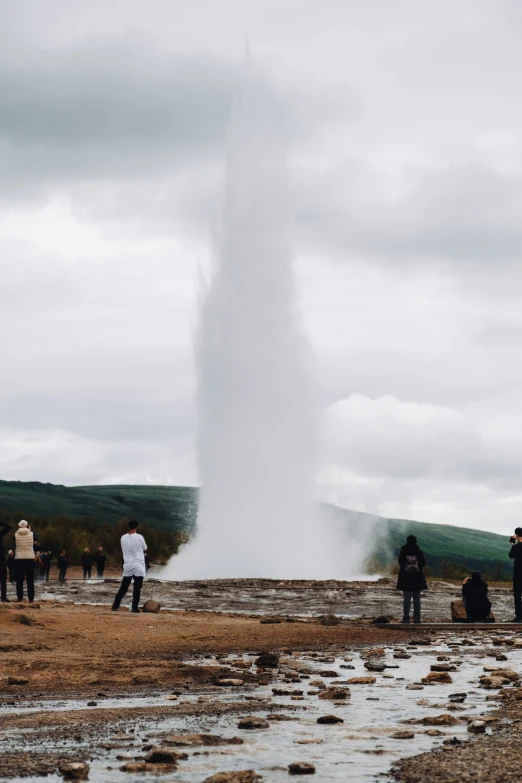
left=510, top=536, right=517, bottom=544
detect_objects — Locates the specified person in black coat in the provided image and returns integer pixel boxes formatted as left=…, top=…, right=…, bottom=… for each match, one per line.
left=81, top=548, right=93, bottom=580
left=0, top=521, right=12, bottom=602
left=396, top=535, right=427, bottom=624
left=94, top=547, right=106, bottom=579
left=509, top=527, right=522, bottom=622
left=57, top=550, right=68, bottom=583
left=462, top=572, right=492, bottom=622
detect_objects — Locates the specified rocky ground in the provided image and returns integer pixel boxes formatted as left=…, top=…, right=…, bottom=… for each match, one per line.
left=1, top=581, right=522, bottom=782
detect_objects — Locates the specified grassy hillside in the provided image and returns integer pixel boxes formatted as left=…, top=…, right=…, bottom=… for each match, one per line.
left=0, top=480, right=197, bottom=533
left=0, top=480, right=513, bottom=578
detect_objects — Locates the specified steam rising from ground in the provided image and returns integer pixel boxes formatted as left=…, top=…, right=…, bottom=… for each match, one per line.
left=165, top=66, right=374, bottom=579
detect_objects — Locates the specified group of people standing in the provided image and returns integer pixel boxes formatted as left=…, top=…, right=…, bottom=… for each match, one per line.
left=0, top=519, right=109, bottom=602
left=397, top=530, right=522, bottom=624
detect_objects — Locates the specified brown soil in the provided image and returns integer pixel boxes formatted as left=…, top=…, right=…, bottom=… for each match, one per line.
left=0, top=601, right=415, bottom=700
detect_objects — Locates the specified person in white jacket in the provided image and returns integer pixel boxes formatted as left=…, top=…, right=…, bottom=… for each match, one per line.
left=14, top=520, right=35, bottom=602
left=111, top=520, right=147, bottom=614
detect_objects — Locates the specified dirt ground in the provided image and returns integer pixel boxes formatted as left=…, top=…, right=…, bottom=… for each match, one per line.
left=0, top=601, right=415, bottom=700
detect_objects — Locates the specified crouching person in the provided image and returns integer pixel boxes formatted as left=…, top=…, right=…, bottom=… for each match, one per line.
left=397, top=535, right=428, bottom=624
left=462, top=572, right=492, bottom=622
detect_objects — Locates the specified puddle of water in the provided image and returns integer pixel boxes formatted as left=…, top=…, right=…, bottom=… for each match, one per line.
left=2, top=634, right=519, bottom=782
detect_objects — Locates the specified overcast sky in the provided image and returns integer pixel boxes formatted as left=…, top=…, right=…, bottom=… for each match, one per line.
left=2, top=0, right=522, bottom=534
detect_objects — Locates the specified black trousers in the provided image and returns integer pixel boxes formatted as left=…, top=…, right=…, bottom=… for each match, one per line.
left=59, top=567, right=67, bottom=582
left=112, top=575, right=143, bottom=610
left=0, top=560, right=7, bottom=600
left=514, top=576, right=522, bottom=618
left=16, top=560, right=35, bottom=602
left=83, top=566, right=92, bottom=579
left=97, top=566, right=105, bottom=578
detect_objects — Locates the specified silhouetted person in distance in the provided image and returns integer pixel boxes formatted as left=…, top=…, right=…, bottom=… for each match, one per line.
left=81, top=548, right=93, bottom=580
left=397, top=535, right=427, bottom=624
left=94, top=547, right=106, bottom=579
left=462, top=572, right=492, bottom=622
left=45, top=551, right=52, bottom=582
left=0, top=520, right=12, bottom=602
left=509, top=527, right=522, bottom=621
left=57, top=550, right=68, bottom=583
left=111, top=520, right=147, bottom=614
left=14, top=520, right=35, bottom=603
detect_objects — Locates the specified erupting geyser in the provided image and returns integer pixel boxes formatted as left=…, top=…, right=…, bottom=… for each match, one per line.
left=165, top=66, right=333, bottom=578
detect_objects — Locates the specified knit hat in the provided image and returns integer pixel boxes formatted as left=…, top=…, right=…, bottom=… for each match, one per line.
left=18, top=520, right=29, bottom=528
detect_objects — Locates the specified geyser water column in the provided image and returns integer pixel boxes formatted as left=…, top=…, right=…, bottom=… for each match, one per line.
left=166, top=68, right=331, bottom=579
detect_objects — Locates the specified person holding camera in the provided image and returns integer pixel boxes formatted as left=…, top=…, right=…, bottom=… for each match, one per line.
left=509, top=527, right=522, bottom=622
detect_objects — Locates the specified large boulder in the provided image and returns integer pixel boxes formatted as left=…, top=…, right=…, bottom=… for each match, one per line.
left=318, top=614, right=339, bottom=626
left=58, top=762, right=89, bottom=780
left=422, top=672, right=453, bottom=684
left=255, top=652, right=279, bottom=669
left=288, top=762, right=316, bottom=775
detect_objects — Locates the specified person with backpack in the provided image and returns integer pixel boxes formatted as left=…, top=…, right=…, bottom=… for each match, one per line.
left=397, top=535, right=427, bottom=624
left=462, top=572, right=492, bottom=622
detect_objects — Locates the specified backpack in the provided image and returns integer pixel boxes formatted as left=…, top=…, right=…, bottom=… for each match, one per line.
left=405, top=554, right=419, bottom=573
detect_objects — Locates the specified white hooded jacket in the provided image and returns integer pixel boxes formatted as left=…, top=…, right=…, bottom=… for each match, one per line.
left=15, top=528, right=35, bottom=560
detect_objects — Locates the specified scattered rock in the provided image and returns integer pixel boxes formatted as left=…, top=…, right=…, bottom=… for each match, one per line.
left=483, top=669, right=520, bottom=682
left=288, top=762, right=316, bottom=775
left=309, top=680, right=326, bottom=689
left=425, top=729, right=445, bottom=736
left=496, top=654, right=508, bottom=661
left=318, top=687, right=350, bottom=700
left=394, top=652, right=411, bottom=659
left=142, top=600, right=161, bottom=613
left=7, top=676, right=29, bottom=685
left=422, top=672, right=453, bottom=684
left=203, top=772, right=263, bottom=783
left=217, top=679, right=244, bottom=687
left=238, top=717, right=270, bottom=730
left=451, top=599, right=467, bottom=622
left=415, top=714, right=459, bottom=726
left=272, top=688, right=304, bottom=696
left=260, top=618, right=282, bottom=624
left=364, top=661, right=386, bottom=672
left=371, top=615, right=389, bottom=624
left=406, top=684, right=424, bottom=691
left=58, top=762, right=90, bottom=780
left=430, top=664, right=457, bottom=672
left=120, top=762, right=177, bottom=774
left=345, top=677, right=376, bottom=685
left=318, top=614, right=339, bottom=626
left=391, top=731, right=414, bottom=739
left=479, top=676, right=507, bottom=689
left=145, top=748, right=188, bottom=764
left=467, top=721, right=487, bottom=734
left=86, top=701, right=97, bottom=707
left=255, top=652, right=279, bottom=668
left=166, top=694, right=178, bottom=701
left=317, top=715, right=343, bottom=724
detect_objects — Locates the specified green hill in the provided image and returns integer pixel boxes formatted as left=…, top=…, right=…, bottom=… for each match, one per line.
left=0, top=480, right=513, bottom=579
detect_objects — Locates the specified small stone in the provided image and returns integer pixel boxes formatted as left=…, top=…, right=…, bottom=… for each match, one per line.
left=272, top=689, right=304, bottom=696
left=422, top=672, right=453, bottom=684
left=238, top=717, right=270, bottom=730
left=142, top=599, right=161, bottom=613
left=86, top=701, right=97, bottom=707
left=203, top=772, right=263, bottom=783
left=468, top=721, right=487, bottom=734
left=430, top=664, right=457, bottom=672
left=145, top=747, right=188, bottom=764
left=426, top=729, right=445, bottom=736
left=260, top=618, right=282, bottom=624
left=58, top=762, right=90, bottom=780
left=364, top=661, right=386, bottom=672
left=318, top=687, right=350, bottom=700
left=391, top=731, right=414, bottom=739
left=294, top=739, right=323, bottom=745
left=288, top=762, right=316, bottom=775
left=255, top=652, right=279, bottom=668
left=317, top=715, right=343, bottom=724
left=416, top=714, right=459, bottom=726
left=394, top=652, right=411, bottom=659
left=318, top=613, right=339, bottom=626
left=406, top=684, right=424, bottom=691
left=166, top=694, right=178, bottom=700
left=7, top=676, right=29, bottom=685
left=496, top=654, right=508, bottom=661
left=345, top=677, right=376, bottom=685
left=319, top=670, right=338, bottom=678
left=217, top=679, right=244, bottom=687
left=120, top=762, right=177, bottom=774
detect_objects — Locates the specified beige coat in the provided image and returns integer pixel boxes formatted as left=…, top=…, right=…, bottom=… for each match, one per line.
left=14, top=528, right=35, bottom=560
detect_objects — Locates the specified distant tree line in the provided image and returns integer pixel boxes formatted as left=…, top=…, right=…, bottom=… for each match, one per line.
left=0, top=508, right=189, bottom=566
